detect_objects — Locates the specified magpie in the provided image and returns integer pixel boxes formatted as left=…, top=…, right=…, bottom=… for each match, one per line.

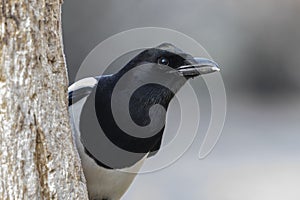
left=68, top=43, right=220, bottom=200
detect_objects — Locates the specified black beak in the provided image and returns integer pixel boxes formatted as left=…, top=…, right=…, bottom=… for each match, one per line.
left=177, top=57, right=220, bottom=77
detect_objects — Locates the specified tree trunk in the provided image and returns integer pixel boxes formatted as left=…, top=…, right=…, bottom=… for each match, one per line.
left=0, top=0, right=89, bottom=199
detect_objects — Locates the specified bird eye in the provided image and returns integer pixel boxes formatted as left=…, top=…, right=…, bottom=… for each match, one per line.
left=158, top=57, right=169, bottom=66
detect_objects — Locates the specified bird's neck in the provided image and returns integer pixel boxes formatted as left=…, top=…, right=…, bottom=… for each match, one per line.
left=95, top=75, right=174, bottom=146
left=128, top=83, right=174, bottom=127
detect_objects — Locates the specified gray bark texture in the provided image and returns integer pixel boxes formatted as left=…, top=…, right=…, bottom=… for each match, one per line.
left=0, top=0, right=89, bottom=199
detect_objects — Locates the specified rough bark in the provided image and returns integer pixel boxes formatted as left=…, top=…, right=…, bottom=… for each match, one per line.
left=0, top=0, right=89, bottom=199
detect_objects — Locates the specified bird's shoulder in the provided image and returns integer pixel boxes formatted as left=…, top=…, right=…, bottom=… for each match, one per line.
left=68, top=77, right=100, bottom=106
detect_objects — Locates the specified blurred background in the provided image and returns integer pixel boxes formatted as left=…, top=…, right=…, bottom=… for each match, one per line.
left=62, top=0, right=300, bottom=199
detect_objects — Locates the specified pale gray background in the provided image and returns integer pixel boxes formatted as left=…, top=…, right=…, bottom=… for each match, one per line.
left=62, top=0, right=300, bottom=199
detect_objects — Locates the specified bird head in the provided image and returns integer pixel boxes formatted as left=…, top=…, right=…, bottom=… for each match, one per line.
left=117, top=43, right=219, bottom=81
